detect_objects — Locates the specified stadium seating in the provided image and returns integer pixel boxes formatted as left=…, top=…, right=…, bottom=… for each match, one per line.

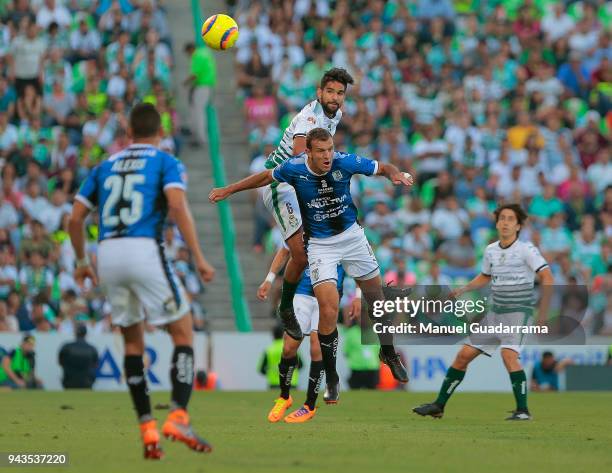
left=0, top=0, right=207, bottom=335
left=234, top=0, right=611, bottom=334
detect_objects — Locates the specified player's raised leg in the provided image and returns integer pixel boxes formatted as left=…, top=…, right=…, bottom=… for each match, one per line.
left=413, top=344, right=481, bottom=418
left=268, top=333, right=300, bottom=422
left=285, top=331, right=324, bottom=423
left=162, top=313, right=212, bottom=452
left=278, top=228, right=308, bottom=340
left=501, top=348, right=531, bottom=420
left=357, top=275, right=409, bottom=383
left=121, top=321, right=164, bottom=459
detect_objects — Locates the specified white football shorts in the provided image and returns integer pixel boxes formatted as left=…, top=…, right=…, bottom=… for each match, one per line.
left=263, top=181, right=302, bottom=240
left=293, top=293, right=319, bottom=336
left=466, top=310, right=533, bottom=356
left=97, top=238, right=190, bottom=327
left=307, top=223, right=380, bottom=287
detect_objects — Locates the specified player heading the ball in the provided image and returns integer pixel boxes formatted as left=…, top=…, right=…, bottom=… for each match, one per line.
left=210, top=128, right=414, bottom=389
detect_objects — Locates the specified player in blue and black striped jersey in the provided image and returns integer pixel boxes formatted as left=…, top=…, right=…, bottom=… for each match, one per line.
left=69, top=103, right=215, bottom=459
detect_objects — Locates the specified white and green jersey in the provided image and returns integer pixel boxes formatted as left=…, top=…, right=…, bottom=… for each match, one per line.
left=264, top=100, right=342, bottom=169
left=481, top=239, right=549, bottom=314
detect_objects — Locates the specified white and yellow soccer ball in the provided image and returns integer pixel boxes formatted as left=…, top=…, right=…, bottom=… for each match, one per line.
left=201, top=14, right=239, bottom=51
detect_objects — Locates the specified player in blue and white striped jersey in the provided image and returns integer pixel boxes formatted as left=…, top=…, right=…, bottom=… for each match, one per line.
left=69, top=103, right=215, bottom=458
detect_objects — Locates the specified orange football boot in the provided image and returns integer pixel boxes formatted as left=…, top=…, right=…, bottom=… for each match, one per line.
left=267, top=396, right=293, bottom=423
left=162, top=409, right=212, bottom=453
left=284, top=405, right=316, bottom=423
left=140, top=419, right=164, bottom=460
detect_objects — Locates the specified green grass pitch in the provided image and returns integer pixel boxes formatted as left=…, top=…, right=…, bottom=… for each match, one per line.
left=2, top=391, right=611, bottom=473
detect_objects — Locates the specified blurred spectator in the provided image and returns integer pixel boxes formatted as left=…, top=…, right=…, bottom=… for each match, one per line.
left=0, top=1, right=198, bottom=335
left=258, top=324, right=301, bottom=389
left=437, top=231, right=476, bottom=280
left=244, top=83, right=277, bottom=129
left=343, top=319, right=379, bottom=390
left=530, top=351, right=573, bottom=392
left=183, top=42, right=216, bottom=147
left=58, top=323, right=99, bottom=389
left=8, top=22, right=45, bottom=96
left=431, top=197, right=469, bottom=243
left=36, top=0, right=71, bottom=30
left=0, top=333, right=42, bottom=388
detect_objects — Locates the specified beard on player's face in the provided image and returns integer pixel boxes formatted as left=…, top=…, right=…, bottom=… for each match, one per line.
left=321, top=99, right=340, bottom=116
left=318, top=83, right=345, bottom=117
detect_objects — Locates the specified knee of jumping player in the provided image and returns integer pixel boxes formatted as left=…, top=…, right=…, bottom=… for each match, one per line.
left=282, top=335, right=300, bottom=358
left=290, top=247, right=308, bottom=271
left=318, top=301, right=338, bottom=334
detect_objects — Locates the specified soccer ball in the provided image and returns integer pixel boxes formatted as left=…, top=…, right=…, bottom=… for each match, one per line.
left=201, top=14, right=239, bottom=51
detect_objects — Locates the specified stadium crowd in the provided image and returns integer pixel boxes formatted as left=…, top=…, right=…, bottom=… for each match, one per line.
left=0, top=0, right=208, bottom=335
left=234, top=0, right=611, bottom=334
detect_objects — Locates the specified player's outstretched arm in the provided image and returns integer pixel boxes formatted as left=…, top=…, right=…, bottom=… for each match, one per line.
left=257, top=246, right=290, bottom=301
left=450, top=273, right=491, bottom=299
left=209, top=170, right=274, bottom=203
left=166, top=187, right=215, bottom=283
left=376, top=162, right=414, bottom=186
left=68, top=201, right=98, bottom=287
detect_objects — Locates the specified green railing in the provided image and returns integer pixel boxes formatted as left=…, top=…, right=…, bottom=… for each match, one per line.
left=191, top=0, right=252, bottom=331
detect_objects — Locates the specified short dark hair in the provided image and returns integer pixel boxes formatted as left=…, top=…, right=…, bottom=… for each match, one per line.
left=542, top=351, right=554, bottom=358
left=272, top=324, right=284, bottom=340
left=494, top=203, right=528, bottom=234
left=129, top=103, right=161, bottom=139
left=320, top=67, right=354, bottom=90
left=306, top=127, right=332, bottom=149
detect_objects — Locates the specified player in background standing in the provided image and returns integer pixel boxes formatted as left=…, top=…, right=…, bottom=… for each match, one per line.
left=258, top=246, right=361, bottom=422
left=68, top=103, right=216, bottom=459
left=209, top=128, right=412, bottom=401
left=261, top=68, right=354, bottom=340
left=413, top=204, right=554, bottom=421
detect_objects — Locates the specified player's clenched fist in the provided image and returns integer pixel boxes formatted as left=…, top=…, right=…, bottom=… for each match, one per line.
left=195, top=256, right=216, bottom=282
left=391, top=171, right=414, bottom=186
left=75, top=265, right=98, bottom=288
left=209, top=187, right=232, bottom=203
left=257, top=280, right=272, bottom=301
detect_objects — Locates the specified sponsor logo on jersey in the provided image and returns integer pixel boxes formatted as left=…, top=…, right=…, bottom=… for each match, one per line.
left=307, top=116, right=316, bottom=124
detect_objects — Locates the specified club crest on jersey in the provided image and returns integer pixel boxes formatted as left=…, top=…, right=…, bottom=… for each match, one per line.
left=332, top=170, right=343, bottom=181
left=307, top=117, right=316, bottom=124
left=318, top=179, right=333, bottom=194
left=312, top=268, right=319, bottom=281
left=499, top=253, right=506, bottom=265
